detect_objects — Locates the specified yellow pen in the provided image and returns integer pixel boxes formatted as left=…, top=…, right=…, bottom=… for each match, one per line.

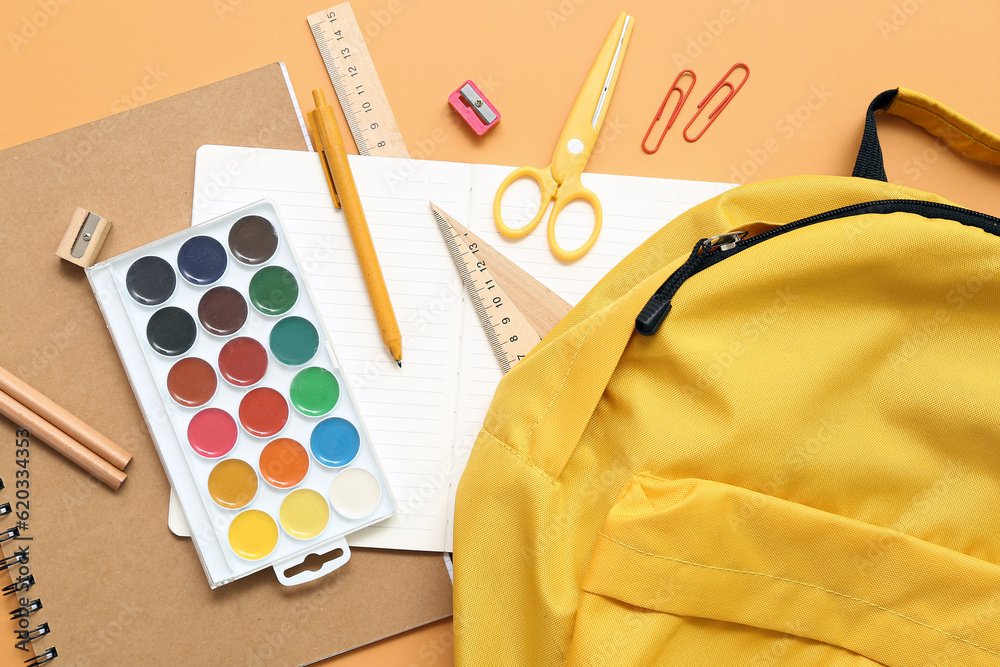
left=309, top=89, right=403, bottom=366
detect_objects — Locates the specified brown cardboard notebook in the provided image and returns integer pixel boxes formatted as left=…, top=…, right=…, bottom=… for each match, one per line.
left=0, top=63, right=452, bottom=665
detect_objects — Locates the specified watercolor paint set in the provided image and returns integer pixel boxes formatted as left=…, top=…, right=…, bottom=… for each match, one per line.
left=86, top=200, right=394, bottom=588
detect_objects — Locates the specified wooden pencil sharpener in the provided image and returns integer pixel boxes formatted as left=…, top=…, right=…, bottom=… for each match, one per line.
left=56, top=207, right=112, bottom=268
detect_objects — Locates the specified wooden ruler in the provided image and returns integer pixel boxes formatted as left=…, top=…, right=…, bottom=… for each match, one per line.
left=431, top=204, right=572, bottom=374
left=307, top=3, right=410, bottom=158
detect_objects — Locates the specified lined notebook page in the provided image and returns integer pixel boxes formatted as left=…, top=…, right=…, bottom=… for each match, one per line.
left=192, top=146, right=470, bottom=550
left=193, top=146, right=733, bottom=552
left=441, top=167, right=734, bottom=549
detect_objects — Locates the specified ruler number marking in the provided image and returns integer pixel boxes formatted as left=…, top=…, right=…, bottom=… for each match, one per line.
left=309, top=3, right=409, bottom=158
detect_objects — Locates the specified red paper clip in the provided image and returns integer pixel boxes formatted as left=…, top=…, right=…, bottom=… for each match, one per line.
left=683, top=63, right=750, bottom=142
left=641, top=69, right=696, bottom=154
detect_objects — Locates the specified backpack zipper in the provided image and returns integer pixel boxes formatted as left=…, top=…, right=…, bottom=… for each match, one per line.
left=635, top=232, right=747, bottom=335
left=635, top=199, right=1000, bottom=336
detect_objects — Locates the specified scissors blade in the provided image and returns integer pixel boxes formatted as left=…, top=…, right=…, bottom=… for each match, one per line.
left=546, top=13, right=634, bottom=188
left=592, top=14, right=632, bottom=129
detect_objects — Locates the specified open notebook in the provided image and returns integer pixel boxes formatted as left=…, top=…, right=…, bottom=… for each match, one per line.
left=190, top=146, right=733, bottom=551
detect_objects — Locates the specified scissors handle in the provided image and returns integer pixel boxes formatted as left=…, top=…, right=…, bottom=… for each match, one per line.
left=493, top=165, right=559, bottom=238
left=547, top=175, right=603, bottom=261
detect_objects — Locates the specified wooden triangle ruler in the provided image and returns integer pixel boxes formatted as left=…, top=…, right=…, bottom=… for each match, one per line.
left=431, top=204, right=572, bottom=374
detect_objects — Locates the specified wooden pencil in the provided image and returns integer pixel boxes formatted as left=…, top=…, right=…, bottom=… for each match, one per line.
left=0, top=387, right=126, bottom=489
left=0, top=364, right=131, bottom=471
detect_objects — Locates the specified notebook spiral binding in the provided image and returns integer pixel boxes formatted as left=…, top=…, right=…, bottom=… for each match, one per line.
left=0, top=478, right=57, bottom=665
left=25, top=648, right=58, bottom=666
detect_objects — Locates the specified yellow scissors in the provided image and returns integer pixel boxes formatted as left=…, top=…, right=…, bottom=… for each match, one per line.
left=493, top=13, right=633, bottom=261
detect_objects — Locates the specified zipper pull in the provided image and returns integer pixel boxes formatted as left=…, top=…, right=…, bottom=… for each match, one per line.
left=704, top=231, right=747, bottom=252
left=635, top=231, right=747, bottom=336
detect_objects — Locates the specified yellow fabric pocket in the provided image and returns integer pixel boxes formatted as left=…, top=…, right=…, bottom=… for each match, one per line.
left=568, top=476, right=1000, bottom=667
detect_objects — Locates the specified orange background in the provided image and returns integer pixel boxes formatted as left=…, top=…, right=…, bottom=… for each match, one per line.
left=4, top=0, right=1000, bottom=664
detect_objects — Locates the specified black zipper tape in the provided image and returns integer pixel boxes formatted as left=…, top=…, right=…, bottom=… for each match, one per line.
left=635, top=199, right=1000, bottom=336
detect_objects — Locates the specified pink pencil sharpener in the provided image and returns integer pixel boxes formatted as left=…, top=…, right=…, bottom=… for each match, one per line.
left=448, top=80, right=501, bottom=136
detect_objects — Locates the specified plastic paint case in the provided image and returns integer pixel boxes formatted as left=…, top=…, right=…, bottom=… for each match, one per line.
left=86, top=200, right=395, bottom=588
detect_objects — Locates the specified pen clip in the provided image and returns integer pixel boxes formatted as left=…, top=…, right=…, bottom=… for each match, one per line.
left=318, top=149, right=342, bottom=209
left=308, top=112, right=342, bottom=209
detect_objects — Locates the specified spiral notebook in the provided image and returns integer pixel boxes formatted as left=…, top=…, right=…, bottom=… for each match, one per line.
left=0, top=64, right=452, bottom=665
left=0, top=477, right=52, bottom=667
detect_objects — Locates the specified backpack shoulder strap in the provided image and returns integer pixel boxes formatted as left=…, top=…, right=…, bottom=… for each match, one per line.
left=854, top=87, right=1000, bottom=180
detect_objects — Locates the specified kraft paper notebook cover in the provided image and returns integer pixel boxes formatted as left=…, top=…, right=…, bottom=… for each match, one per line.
left=0, top=63, right=452, bottom=665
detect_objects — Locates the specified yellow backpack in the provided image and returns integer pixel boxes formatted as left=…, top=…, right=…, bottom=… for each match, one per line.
left=453, top=89, right=1000, bottom=666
